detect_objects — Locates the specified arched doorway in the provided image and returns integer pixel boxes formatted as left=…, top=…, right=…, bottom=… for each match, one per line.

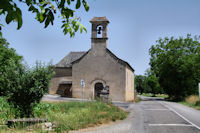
left=94, top=82, right=104, bottom=98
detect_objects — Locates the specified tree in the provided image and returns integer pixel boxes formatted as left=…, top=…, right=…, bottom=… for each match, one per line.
left=0, top=37, right=23, bottom=96
left=0, top=37, right=54, bottom=117
left=149, top=34, right=200, bottom=101
left=135, top=75, right=146, bottom=94
left=0, top=0, right=89, bottom=37
left=144, top=68, right=163, bottom=95
left=146, top=75, right=161, bottom=96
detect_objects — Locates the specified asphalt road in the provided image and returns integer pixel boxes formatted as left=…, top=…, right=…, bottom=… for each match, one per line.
left=43, top=95, right=200, bottom=133
left=72, top=96, right=200, bottom=133
left=130, top=96, right=200, bottom=133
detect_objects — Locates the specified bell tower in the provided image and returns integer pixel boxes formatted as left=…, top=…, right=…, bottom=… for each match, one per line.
left=90, top=17, right=109, bottom=50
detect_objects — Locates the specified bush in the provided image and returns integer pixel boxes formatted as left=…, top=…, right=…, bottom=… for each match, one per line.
left=195, top=101, right=200, bottom=106
left=185, top=95, right=200, bottom=105
left=0, top=97, right=20, bottom=125
left=7, top=62, right=54, bottom=117
left=0, top=37, right=54, bottom=117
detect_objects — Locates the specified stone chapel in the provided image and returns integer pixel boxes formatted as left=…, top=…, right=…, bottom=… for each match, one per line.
left=49, top=17, right=135, bottom=101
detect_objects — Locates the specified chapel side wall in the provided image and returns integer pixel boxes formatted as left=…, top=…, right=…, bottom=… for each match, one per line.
left=49, top=67, right=72, bottom=94
left=72, top=49, right=126, bottom=101
left=125, top=67, right=135, bottom=101
left=49, top=76, right=72, bottom=94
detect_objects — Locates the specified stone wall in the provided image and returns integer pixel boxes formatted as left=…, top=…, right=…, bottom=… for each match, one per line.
left=125, top=67, right=135, bottom=101
left=49, top=67, right=72, bottom=94
left=54, top=67, right=72, bottom=77
left=72, top=40, right=126, bottom=101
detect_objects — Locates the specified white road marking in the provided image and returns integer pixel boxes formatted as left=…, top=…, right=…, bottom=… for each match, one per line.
left=149, top=124, right=194, bottom=127
left=144, top=109, right=168, bottom=111
left=160, top=102, right=200, bottom=130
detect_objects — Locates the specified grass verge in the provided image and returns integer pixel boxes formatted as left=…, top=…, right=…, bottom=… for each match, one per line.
left=141, top=93, right=168, bottom=98
left=0, top=98, right=128, bottom=133
left=178, top=95, right=200, bottom=110
left=178, top=101, right=200, bottom=110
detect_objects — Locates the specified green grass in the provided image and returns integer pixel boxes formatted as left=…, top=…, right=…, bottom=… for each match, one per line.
left=0, top=98, right=128, bottom=133
left=178, top=101, right=200, bottom=110
left=141, top=93, right=168, bottom=98
left=178, top=95, right=200, bottom=110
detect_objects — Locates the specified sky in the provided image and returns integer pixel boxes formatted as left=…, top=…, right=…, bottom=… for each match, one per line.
left=1, top=0, right=200, bottom=75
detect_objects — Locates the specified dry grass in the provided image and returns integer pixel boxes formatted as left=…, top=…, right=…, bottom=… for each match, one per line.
left=179, top=95, right=200, bottom=110
left=185, top=95, right=200, bottom=105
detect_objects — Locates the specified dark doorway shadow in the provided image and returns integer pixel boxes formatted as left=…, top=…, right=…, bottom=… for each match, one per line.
left=94, top=82, right=104, bottom=98
left=56, top=84, right=72, bottom=97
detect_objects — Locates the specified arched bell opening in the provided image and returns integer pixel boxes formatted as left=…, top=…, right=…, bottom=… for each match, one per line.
left=96, top=25, right=103, bottom=38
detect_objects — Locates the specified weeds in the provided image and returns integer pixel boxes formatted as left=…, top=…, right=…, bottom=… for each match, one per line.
left=179, top=95, right=200, bottom=110
left=0, top=97, right=128, bottom=133
left=185, top=95, right=200, bottom=105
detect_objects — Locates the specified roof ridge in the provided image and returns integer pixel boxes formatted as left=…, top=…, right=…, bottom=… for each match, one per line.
left=71, top=51, right=86, bottom=53
left=54, top=51, right=87, bottom=67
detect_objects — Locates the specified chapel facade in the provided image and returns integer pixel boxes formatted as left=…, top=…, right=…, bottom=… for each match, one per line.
left=49, top=17, right=135, bottom=101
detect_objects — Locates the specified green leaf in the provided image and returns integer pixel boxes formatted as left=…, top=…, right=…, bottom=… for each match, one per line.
left=59, top=0, right=65, bottom=8
left=80, top=24, right=87, bottom=33
left=0, top=9, right=4, bottom=15
left=41, top=8, right=45, bottom=14
left=28, top=5, right=34, bottom=11
left=39, top=14, right=44, bottom=22
left=16, top=8, right=22, bottom=29
left=5, top=13, right=13, bottom=24
left=26, top=0, right=32, bottom=6
left=44, top=17, right=50, bottom=28
left=83, top=26, right=87, bottom=33
left=49, top=11, right=54, bottom=25
left=67, top=0, right=71, bottom=5
left=76, top=0, right=81, bottom=9
left=17, top=16, right=22, bottom=29
left=61, top=8, right=74, bottom=18
left=80, top=25, right=83, bottom=33
left=82, top=0, right=89, bottom=11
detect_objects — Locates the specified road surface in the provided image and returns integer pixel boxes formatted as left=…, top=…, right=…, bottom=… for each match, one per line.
left=72, top=96, right=200, bottom=133
left=130, top=96, right=200, bottom=133
left=43, top=95, right=200, bottom=133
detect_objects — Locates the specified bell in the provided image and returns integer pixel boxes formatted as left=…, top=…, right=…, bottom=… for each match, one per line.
left=98, top=30, right=101, bottom=34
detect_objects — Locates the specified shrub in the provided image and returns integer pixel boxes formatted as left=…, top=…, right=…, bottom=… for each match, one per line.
left=0, top=97, right=20, bottom=125
left=195, top=100, right=200, bottom=106
left=185, top=95, right=200, bottom=105
left=8, top=62, right=54, bottom=117
left=0, top=37, right=54, bottom=117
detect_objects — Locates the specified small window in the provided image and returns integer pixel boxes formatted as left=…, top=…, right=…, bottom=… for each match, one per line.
left=96, top=25, right=103, bottom=38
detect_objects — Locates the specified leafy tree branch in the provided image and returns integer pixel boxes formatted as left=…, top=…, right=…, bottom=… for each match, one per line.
left=0, top=0, right=89, bottom=37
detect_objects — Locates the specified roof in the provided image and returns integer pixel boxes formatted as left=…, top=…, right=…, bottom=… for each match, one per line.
left=90, top=16, right=109, bottom=23
left=54, top=49, right=134, bottom=72
left=106, top=49, right=135, bottom=72
left=71, top=49, right=134, bottom=72
left=54, top=51, right=86, bottom=67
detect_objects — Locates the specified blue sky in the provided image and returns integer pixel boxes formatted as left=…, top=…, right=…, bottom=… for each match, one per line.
left=1, top=0, right=200, bottom=75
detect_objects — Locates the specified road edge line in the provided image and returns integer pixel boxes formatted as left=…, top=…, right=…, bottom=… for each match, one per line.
left=159, top=101, right=200, bottom=130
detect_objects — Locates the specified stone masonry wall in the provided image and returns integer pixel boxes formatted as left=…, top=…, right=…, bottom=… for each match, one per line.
left=125, top=67, right=135, bottom=101
left=72, top=40, right=126, bottom=101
